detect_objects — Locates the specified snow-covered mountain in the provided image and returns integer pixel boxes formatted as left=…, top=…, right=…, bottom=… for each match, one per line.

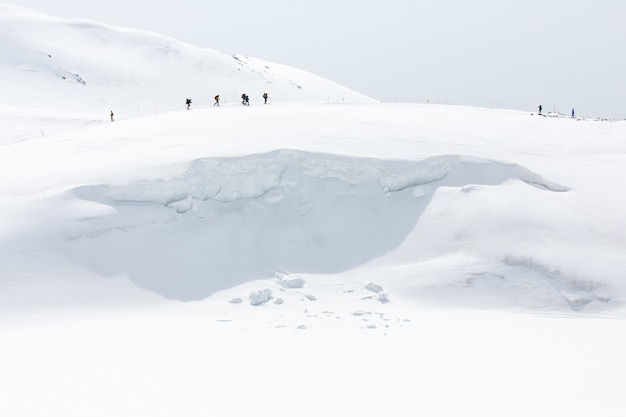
left=0, top=3, right=374, bottom=114
left=2, top=4, right=626, bottom=417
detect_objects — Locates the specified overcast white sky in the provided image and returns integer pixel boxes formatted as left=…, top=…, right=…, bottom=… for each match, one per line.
left=6, top=0, right=626, bottom=118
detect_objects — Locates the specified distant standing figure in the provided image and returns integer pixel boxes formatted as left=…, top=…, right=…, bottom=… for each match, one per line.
left=263, top=93, right=268, bottom=104
left=186, top=98, right=192, bottom=109
left=538, top=104, right=542, bottom=115
left=110, top=110, right=114, bottom=122
left=571, top=108, right=575, bottom=118
left=214, top=95, right=220, bottom=106
left=241, top=93, right=249, bottom=105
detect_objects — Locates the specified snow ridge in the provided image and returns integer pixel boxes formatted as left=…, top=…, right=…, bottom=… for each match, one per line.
left=94, top=150, right=570, bottom=207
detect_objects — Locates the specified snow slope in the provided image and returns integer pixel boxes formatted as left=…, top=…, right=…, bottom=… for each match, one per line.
left=0, top=4, right=373, bottom=113
left=2, top=4, right=626, bottom=417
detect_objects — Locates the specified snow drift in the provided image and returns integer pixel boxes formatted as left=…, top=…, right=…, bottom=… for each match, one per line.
left=63, top=150, right=570, bottom=301
left=1, top=98, right=624, bottom=314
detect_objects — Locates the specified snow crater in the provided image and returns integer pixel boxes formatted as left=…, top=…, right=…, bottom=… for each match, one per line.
left=64, top=150, right=569, bottom=301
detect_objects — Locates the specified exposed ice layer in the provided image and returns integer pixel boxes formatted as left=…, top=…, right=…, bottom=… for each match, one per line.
left=103, top=150, right=569, bottom=208
left=67, top=150, right=569, bottom=302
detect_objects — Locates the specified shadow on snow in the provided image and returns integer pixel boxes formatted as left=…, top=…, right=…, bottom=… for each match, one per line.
left=63, top=149, right=568, bottom=301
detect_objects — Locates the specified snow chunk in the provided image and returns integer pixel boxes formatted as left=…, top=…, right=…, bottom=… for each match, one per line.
left=166, top=196, right=195, bottom=213
left=366, top=283, right=384, bottom=293
left=229, top=297, right=243, bottom=304
left=277, top=274, right=305, bottom=289
left=276, top=272, right=304, bottom=289
left=351, top=310, right=371, bottom=316
left=249, top=289, right=273, bottom=306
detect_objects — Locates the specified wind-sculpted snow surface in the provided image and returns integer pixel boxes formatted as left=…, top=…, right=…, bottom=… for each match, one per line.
left=66, top=150, right=569, bottom=301
left=99, top=150, right=569, bottom=205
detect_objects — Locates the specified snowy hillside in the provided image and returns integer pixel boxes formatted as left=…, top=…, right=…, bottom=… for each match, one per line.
left=0, top=3, right=374, bottom=114
left=2, top=4, right=626, bottom=417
